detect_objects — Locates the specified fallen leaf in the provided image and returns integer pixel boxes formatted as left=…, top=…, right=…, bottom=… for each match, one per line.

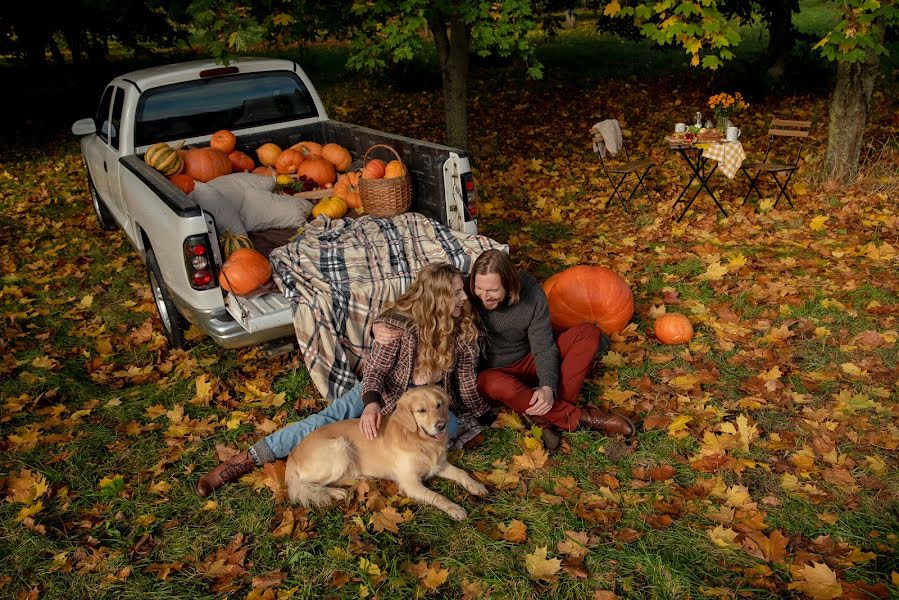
left=498, top=519, right=528, bottom=543
left=524, top=546, right=561, bottom=582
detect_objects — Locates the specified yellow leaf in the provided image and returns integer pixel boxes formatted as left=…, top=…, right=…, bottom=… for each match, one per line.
left=727, top=253, right=747, bottom=268
left=603, top=0, right=621, bottom=17
left=699, top=261, right=728, bottom=281
left=759, top=366, right=782, bottom=382
left=601, top=351, right=626, bottom=367
left=148, top=480, right=172, bottom=495
left=99, top=474, right=124, bottom=489
left=194, top=374, right=214, bottom=403
left=6, top=470, right=49, bottom=504
left=202, top=500, right=218, bottom=512
left=524, top=546, right=561, bottom=582
left=78, top=295, right=94, bottom=309
left=494, top=410, right=525, bottom=430
left=791, top=562, right=842, bottom=600
left=863, top=455, right=886, bottom=473
left=809, top=215, right=828, bottom=231
left=421, top=565, right=449, bottom=590
left=498, top=520, right=528, bottom=543
left=708, top=525, right=740, bottom=549
left=667, top=415, right=693, bottom=438
left=145, top=405, right=167, bottom=420
left=359, top=558, right=380, bottom=577
left=892, top=572, right=899, bottom=586
left=557, top=530, right=589, bottom=558
left=371, top=507, right=405, bottom=534
left=16, top=501, right=44, bottom=522
left=840, top=362, right=865, bottom=377
left=272, top=12, right=294, bottom=26
left=758, top=198, right=775, bottom=212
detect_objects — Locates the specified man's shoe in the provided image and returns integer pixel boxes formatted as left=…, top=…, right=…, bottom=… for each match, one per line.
left=578, top=407, right=635, bottom=437
left=540, top=427, right=562, bottom=451
left=196, top=450, right=256, bottom=497
left=597, top=332, right=612, bottom=361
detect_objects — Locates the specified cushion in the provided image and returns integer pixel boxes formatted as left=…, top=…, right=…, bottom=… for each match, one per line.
left=191, top=180, right=247, bottom=236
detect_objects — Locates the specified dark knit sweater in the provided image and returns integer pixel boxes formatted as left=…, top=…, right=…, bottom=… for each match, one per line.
left=476, top=271, right=560, bottom=393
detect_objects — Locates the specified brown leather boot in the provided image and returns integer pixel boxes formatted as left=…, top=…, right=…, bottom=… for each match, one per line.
left=578, top=407, right=635, bottom=437
left=196, top=451, right=256, bottom=497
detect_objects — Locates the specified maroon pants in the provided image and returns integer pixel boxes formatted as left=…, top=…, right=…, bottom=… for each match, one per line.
left=477, top=323, right=601, bottom=432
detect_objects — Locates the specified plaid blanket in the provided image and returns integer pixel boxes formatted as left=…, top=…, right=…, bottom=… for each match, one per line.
left=269, top=213, right=507, bottom=401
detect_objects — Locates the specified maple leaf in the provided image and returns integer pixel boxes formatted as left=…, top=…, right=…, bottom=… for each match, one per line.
left=193, top=373, right=215, bottom=405
left=498, top=519, right=528, bottom=543
left=483, top=467, right=520, bottom=489
left=524, top=546, right=562, bottom=582
left=809, top=215, right=828, bottom=231
left=146, top=562, right=183, bottom=581
left=698, top=261, right=728, bottom=281
left=358, top=557, right=381, bottom=576
left=511, top=437, right=548, bottom=472
left=461, top=578, right=487, bottom=600
left=789, top=562, right=842, bottom=600
left=493, top=410, right=524, bottom=430
left=420, top=563, right=449, bottom=591
left=601, top=351, right=626, bottom=367
left=241, top=462, right=286, bottom=502
left=6, top=469, right=49, bottom=504
left=708, top=525, right=740, bottom=549
left=557, top=530, right=589, bottom=558
left=667, top=415, right=693, bottom=438
left=370, top=506, right=405, bottom=533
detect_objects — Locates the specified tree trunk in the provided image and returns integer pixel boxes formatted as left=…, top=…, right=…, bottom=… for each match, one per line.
left=765, top=1, right=795, bottom=82
left=824, top=49, right=880, bottom=183
left=430, top=16, right=471, bottom=150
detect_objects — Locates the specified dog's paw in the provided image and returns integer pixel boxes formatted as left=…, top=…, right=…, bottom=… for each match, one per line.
left=445, top=503, right=468, bottom=521
left=466, top=480, right=489, bottom=497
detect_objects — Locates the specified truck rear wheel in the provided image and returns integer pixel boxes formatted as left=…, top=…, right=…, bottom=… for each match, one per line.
left=146, top=248, right=189, bottom=349
left=88, top=173, right=117, bottom=230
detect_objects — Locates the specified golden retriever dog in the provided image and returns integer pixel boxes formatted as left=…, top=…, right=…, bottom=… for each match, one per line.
left=284, top=386, right=488, bottom=520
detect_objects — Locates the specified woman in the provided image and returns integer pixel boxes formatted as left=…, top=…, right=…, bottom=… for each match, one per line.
left=196, top=262, right=494, bottom=497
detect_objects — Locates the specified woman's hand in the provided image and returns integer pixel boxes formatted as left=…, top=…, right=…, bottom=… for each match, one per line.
left=360, top=403, right=382, bottom=440
left=372, top=323, right=402, bottom=346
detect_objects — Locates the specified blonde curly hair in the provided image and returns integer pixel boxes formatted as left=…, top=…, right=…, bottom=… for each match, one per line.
left=381, top=262, right=480, bottom=380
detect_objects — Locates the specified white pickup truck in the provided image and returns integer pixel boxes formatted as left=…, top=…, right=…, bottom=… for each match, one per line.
left=72, top=57, right=479, bottom=351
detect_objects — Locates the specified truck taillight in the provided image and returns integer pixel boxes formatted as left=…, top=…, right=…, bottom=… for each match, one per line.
left=184, top=235, right=217, bottom=290
left=461, top=172, right=478, bottom=221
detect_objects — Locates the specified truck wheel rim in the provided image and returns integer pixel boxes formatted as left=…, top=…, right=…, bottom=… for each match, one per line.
left=149, top=271, right=173, bottom=334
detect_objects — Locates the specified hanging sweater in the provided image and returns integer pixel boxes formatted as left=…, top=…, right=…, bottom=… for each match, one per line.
left=476, top=271, right=560, bottom=393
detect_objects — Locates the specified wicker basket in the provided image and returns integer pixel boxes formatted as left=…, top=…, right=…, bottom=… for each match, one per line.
left=359, top=144, right=412, bottom=217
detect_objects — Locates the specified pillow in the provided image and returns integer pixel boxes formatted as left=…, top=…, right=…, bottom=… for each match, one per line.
left=190, top=180, right=247, bottom=236
left=240, top=189, right=313, bottom=231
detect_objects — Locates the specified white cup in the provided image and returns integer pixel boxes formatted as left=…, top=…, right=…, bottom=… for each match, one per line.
left=726, top=126, right=741, bottom=143
left=675, top=123, right=687, bottom=133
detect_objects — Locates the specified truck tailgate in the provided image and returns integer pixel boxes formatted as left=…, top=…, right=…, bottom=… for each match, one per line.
left=224, top=291, right=294, bottom=333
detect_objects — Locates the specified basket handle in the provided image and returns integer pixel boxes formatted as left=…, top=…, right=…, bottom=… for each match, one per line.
left=362, top=144, right=402, bottom=166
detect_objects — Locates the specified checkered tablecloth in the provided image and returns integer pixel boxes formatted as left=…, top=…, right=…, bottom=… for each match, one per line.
left=702, top=141, right=746, bottom=179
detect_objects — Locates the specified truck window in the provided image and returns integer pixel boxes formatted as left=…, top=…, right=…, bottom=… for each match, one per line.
left=110, top=87, right=125, bottom=150
left=134, top=71, right=318, bottom=147
left=96, top=86, right=114, bottom=144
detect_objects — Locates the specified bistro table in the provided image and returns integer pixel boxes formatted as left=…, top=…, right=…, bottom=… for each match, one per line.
left=666, top=134, right=747, bottom=221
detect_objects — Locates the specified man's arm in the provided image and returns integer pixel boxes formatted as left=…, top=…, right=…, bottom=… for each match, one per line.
left=526, top=289, right=560, bottom=394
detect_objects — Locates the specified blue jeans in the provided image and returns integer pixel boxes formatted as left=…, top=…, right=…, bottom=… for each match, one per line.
left=249, top=382, right=459, bottom=465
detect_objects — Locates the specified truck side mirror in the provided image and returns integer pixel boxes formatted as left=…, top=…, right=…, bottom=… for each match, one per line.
left=71, top=118, right=97, bottom=136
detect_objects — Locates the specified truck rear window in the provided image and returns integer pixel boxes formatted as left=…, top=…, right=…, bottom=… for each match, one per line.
left=134, top=71, right=317, bottom=147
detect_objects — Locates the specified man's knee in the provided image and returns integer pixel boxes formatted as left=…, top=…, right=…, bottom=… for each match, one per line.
left=477, top=370, right=502, bottom=400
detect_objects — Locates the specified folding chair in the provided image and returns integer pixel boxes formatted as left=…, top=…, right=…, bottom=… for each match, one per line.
left=591, top=119, right=655, bottom=212
left=740, top=117, right=812, bottom=208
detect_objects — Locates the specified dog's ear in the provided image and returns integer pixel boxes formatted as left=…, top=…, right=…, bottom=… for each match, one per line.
left=393, top=391, right=420, bottom=433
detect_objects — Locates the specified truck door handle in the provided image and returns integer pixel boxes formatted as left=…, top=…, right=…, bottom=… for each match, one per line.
left=103, top=161, right=108, bottom=172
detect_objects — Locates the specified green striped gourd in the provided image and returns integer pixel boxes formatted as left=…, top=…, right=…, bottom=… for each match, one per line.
left=220, top=230, right=254, bottom=258
left=145, top=143, right=184, bottom=177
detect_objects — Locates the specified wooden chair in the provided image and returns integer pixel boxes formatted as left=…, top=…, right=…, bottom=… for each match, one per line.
left=591, top=119, right=655, bottom=212
left=740, top=117, right=812, bottom=208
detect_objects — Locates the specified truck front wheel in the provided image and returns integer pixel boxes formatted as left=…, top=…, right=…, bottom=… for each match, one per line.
left=146, top=248, right=189, bottom=349
left=88, top=173, right=117, bottom=230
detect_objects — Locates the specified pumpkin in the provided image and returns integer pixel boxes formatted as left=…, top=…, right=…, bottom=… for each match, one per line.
left=543, top=265, right=634, bottom=334
left=311, top=196, right=348, bottom=219
left=210, top=129, right=237, bottom=154
left=145, top=142, right=183, bottom=177
left=256, top=143, right=282, bottom=167
left=228, top=150, right=255, bottom=173
left=362, top=158, right=386, bottom=180
left=296, top=155, right=337, bottom=186
left=252, top=166, right=277, bottom=177
left=384, top=160, right=407, bottom=179
left=654, top=313, right=694, bottom=345
left=333, top=171, right=362, bottom=209
left=274, top=149, right=305, bottom=175
left=220, top=229, right=254, bottom=258
left=219, top=247, right=272, bottom=295
left=168, top=173, right=195, bottom=194
left=321, top=143, right=352, bottom=171
left=291, top=141, right=323, bottom=157
left=182, top=148, right=232, bottom=183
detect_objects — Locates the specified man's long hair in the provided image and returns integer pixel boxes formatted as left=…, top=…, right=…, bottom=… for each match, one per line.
left=469, top=249, right=521, bottom=306
left=381, top=262, right=479, bottom=379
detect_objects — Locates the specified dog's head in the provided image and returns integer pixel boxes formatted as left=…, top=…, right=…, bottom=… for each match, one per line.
left=393, top=386, right=451, bottom=442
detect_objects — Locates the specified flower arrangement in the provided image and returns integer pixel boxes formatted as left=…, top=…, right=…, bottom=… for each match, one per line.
left=708, top=92, right=749, bottom=119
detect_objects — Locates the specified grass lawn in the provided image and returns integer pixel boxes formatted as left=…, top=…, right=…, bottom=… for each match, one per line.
left=1, top=12, right=898, bottom=600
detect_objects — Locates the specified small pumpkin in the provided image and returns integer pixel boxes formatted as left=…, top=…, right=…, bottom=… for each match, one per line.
left=384, top=160, right=407, bottom=179
left=168, top=173, right=196, bottom=195
left=145, top=142, right=184, bottom=177
left=252, top=166, right=277, bottom=177
left=228, top=150, right=255, bottom=173
left=256, top=143, right=282, bottom=167
left=291, top=141, right=323, bottom=158
left=220, top=229, right=254, bottom=258
left=543, top=265, right=634, bottom=334
left=654, top=313, right=694, bottom=345
left=333, top=171, right=362, bottom=209
left=210, top=129, right=237, bottom=154
left=182, top=148, right=232, bottom=183
left=296, top=155, right=337, bottom=187
left=321, top=143, right=352, bottom=171
left=362, top=158, right=386, bottom=180
left=311, top=196, right=348, bottom=219
left=219, top=247, right=272, bottom=295
left=274, top=149, right=305, bottom=175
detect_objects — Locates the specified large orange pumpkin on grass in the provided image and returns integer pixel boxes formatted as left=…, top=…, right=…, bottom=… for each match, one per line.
left=654, top=313, right=694, bottom=345
left=210, top=129, right=237, bottom=154
left=296, top=155, right=337, bottom=186
left=182, top=148, right=232, bottom=183
left=333, top=171, right=362, bottom=209
left=542, top=265, right=634, bottom=333
left=219, top=248, right=272, bottom=295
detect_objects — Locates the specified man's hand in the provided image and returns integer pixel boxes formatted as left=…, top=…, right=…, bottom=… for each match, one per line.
left=525, top=386, right=555, bottom=416
left=372, top=323, right=402, bottom=346
left=360, top=403, right=382, bottom=440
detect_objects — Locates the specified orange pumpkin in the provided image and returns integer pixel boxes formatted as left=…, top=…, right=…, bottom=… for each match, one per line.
left=252, top=166, right=277, bottom=177
left=296, top=155, right=337, bottom=186
left=362, top=158, right=386, bottom=179
left=321, top=143, right=352, bottom=171
left=210, top=129, right=237, bottom=154
left=274, top=149, right=305, bottom=175
left=168, top=173, right=196, bottom=194
left=543, top=266, right=634, bottom=334
left=182, top=148, right=232, bottom=183
left=333, top=171, right=362, bottom=209
left=228, top=150, right=255, bottom=173
left=219, top=248, right=272, bottom=296
left=654, top=313, right=694, bottom=345
left=256, top=143, right=282, bottom=167
left=291, top=141, right=323, bottom=157
left=384, top=160, right=406, bottom=179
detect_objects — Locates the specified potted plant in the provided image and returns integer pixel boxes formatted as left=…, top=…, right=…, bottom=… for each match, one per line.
left=708, top=92, right=749, bottom=132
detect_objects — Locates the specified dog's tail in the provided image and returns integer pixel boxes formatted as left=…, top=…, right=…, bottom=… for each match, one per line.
left=287, top=436, right=355, bottom=507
